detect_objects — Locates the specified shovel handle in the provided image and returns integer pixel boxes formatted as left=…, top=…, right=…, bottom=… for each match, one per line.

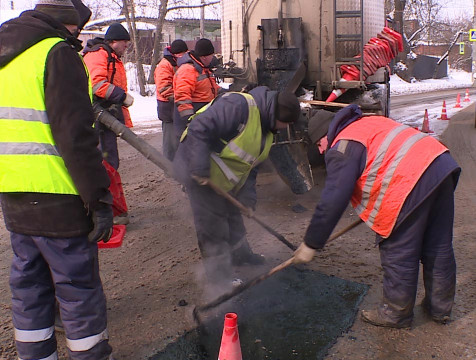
left=328, top=218, right=363, bottom=243
left=193, top=219, right=363, bottom=317
left=192, top=176, right=297, bottom=251
left=195, top=257, right=295, bottom=314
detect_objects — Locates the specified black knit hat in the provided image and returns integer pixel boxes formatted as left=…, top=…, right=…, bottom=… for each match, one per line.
left=307, top=109, right=335, bottom=143
left=170, top=39, right=188, bottom=54
left=194, top=38, right=215, bottom=56
left=71, top=0, right=91, bottom=31
left=35, top=0, right=80, bottom=26
left=105, top=23, right=131, bottom=41
left=276, top=91, right=301, bottom=123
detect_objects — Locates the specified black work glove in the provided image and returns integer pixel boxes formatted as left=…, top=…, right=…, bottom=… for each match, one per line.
left=88, top=206, right=113, bottom=243
left=180, top=115, right=191, bottom=125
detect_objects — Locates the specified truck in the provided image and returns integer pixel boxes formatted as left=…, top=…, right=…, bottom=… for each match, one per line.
left=215, top=0, right=402, bottom=194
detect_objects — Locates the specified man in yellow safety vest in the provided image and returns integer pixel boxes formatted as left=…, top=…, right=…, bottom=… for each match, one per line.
left=0, top=1, right=115, bottom=358
left=174, top=86, right=301, bottom=284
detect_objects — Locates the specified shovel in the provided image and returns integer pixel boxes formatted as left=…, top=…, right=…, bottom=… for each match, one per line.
left=192, top=218, right=363, bottom=325
left=95, top=104, right=297, bottom=251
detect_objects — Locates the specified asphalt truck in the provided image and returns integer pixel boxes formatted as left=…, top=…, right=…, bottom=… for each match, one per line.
left=215, top=0, right=402, bottom=194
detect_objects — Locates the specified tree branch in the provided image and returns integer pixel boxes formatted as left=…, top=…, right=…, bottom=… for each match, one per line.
left=166, top=1, right=219, bottom=12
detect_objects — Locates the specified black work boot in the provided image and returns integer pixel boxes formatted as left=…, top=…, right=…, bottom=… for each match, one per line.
left=421, top=298, right=451, bottom=324
left=231, top=244, right=265, bottom=266
left=361, top=303, right=412, bottom=329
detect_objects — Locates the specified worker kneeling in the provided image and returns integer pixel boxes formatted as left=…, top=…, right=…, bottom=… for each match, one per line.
left=174, top=86, right=300, bottom=284
left=294, top=105, right=460, bottom=328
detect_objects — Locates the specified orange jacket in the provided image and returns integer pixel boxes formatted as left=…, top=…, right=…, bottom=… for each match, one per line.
left=83, top=45, right=133, bottom=127
left=173, top=52, right=219, bottom=117
left=332, top=116, right=447, bottom=237
left=154, top=57, right=176, bottom=102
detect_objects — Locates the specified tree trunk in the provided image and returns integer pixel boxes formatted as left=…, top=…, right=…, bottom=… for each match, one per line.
left=147, top=0, right=169, bottom=84
left=123, top=0, right=147, bottom=95
left=394, top=0, right=408, bottom=63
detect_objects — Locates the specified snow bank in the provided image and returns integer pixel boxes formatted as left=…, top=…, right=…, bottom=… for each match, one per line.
left=390, top=70, right=473, bottom=95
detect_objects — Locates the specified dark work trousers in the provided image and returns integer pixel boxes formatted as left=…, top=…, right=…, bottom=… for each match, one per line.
left=98, top=122, right=119, bottom=170
left=187, top=181, right=253, bottom=282
left=378, top=175, right=456, bottom=323
left=173, top=102, right=209, bottom=143
left=9, top=232, right=112, bottom=360
left=157, top=99, right=178, bottom=161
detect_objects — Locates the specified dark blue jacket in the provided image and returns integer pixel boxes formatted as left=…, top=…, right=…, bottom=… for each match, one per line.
left=304, top=104, right=460, bottom=249
left=173, top=86, right=279, bottom=208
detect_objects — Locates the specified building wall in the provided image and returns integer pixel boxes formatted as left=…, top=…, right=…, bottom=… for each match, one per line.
left=414, top=43, right=472, bottom=72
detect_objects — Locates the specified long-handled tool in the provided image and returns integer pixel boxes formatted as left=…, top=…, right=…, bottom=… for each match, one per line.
left=94, top=104, right=173, bottom=175
left=192, top=218, right=363, bottom=325
left=95, top=104, right=296, bottom=251
left=192, top=175, right=296, bottom=251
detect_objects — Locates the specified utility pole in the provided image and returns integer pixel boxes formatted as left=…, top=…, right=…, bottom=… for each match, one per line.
left=200, top=0, right=205, bottom=38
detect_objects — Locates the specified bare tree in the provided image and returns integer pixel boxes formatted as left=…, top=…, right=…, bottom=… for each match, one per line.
left=405, top=0, right=442, bottom=46
left=147, top=0, right=169, bottom=84
left=121, top=0, right=147, bottom=95
left=146, top=0, right=220, bottom=84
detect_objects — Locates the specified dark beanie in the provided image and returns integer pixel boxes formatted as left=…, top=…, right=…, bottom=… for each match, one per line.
left=105, top=23, right=131, bottom=41
left=307, top=109, right=335, bottom=143
left=276, top=91, right=301, bottom=123
left=170, top=39, right=188, bottom=54
left=194, top=38, right=215, bottom=57
left=35, top=0, right=80, bottom=26
left=71, top=0, right=91, bottom=31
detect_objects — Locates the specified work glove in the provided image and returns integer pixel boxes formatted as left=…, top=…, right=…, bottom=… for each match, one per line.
left=88, top=206, right=114, bottom=243
left=293, top=242, right=316, bottom=264
left=123, top=93, right=134, bottom=107
left=241, top=82, right=258, bottom=93
left=180, top=115, right=192, bottom=126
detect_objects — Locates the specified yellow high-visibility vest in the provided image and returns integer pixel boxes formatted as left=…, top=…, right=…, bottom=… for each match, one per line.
left=182, top=92, right=273, bottom=193
left=0, top=37, right=88, bottom=194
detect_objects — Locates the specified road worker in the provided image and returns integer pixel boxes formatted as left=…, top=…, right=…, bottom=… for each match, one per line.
left=83, top=22, right=133, bottom=225
left=0, top=0, right=114, bottom=358
left=174, top=86, right=301, bottom=283
left=173, top=38, right=220, bottom=141
left=154, top=39, right=188, bottom=161
left=294, top=105, right=461, bottom=328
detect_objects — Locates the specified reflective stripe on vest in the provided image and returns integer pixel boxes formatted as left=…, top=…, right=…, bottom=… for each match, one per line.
left=66, top=328, right=109, bottom=352
left=14, top=326, right=54, bottom=343
left=332, top=116, right=448, bottom=237
left=0, top=37, right=79, bottom=195
left=182, top=92, right=273, bottom=193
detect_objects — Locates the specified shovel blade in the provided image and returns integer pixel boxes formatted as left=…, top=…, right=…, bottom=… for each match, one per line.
left=269, top=142, right=313, bottom=194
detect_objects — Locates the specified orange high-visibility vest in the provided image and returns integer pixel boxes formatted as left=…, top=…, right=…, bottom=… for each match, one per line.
left=331, top=116, right=448, bottom=237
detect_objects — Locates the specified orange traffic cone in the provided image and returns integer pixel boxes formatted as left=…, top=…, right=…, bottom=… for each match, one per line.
left=218, top=313, right=242, bottom=360
left=421, top=109, right=433, bottom=133
left=438, top=101, right=450, bottom=120
left=454, top=93, right=462, bottom=108
left=464, top=88, right=471, bottom=102
left=325, top=72, right=356, bottom=102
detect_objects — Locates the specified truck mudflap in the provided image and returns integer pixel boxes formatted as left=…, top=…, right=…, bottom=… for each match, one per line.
left=268, top=141, right=313, bottom=194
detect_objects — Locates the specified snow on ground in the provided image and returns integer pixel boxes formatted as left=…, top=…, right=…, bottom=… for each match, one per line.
left=390, top=69, right=473, bottom=96
left=389, top=69, right=474, bottom=139
left=128, top=68, right=475, bottom=137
